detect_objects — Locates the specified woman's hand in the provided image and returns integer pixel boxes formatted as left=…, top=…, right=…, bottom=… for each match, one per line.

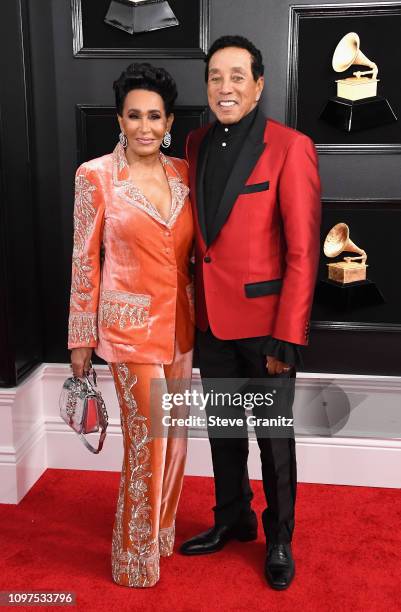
left=70, top=347, right=93, bottom=378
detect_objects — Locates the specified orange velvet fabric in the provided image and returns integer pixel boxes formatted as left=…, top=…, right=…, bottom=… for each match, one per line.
left=67, top=142, right=195, bottom=588
left=109, top=340, right=193, bottom=588
left=68, top=142, right=194, bottom=363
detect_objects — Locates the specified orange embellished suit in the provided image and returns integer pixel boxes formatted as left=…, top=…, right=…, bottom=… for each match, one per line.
left=68, top=142, right=194, bottom=587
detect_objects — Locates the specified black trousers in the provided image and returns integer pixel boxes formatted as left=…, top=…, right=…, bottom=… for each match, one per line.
left=197, top=327, right=297, bottom=544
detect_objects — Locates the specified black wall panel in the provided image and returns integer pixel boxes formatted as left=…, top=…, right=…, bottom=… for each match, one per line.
left=0, top=0, right=43, bottom=386
left=1, top=0, right=400, bottom=385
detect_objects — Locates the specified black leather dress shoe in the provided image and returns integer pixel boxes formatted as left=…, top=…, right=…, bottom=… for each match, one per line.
left=264, top=543, right=295, bottom=590
left=180, top=513, right=258, bottom=556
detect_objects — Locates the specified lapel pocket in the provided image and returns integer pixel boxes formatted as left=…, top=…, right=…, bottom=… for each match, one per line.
left=241, top=181, right=270, bottom=195
left=244, top=278, right=282, bottom=298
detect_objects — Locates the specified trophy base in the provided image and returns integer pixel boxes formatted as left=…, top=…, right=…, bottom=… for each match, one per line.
left=327, top=262, right=367, bottom=284
left=104, top=0, right=179, bottom=35
left=315, top=279, right=385, bottom=310
left=320, top=96, right=397, bottom=133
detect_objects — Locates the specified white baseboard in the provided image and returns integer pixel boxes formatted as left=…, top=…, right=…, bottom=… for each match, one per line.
left=1, top=364, right=400, bottom=503
left=185, top=436, right=401, bottom=488
left=0, top=368, right=47, bottom=504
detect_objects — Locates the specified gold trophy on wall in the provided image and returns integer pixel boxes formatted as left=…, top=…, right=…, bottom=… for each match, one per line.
left=320, top=32, right=397, bottom=132
left=324, top=223, right=367, bottom=284
left=314, top=223, right=385, bottom=309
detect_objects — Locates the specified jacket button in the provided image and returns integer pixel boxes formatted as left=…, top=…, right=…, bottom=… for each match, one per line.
left=204, top=256, right=211, bottom=263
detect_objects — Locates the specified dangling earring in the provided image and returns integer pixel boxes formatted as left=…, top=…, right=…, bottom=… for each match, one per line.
left=161, top=131, right=172, bottom=149
left=119, top=132, right=128, bottom=148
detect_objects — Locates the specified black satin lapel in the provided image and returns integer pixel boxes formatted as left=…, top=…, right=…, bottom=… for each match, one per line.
left=196, top=128, right=213, bottom=246
left=208, top=109, right=267, bottom=245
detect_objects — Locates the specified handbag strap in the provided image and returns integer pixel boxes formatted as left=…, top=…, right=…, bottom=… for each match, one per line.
left=78, top=426, right=107, bottom=454
left=83, top=367, right=97, bottom=391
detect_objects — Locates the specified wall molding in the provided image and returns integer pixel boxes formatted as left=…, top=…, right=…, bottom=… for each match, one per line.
left=71, top=0, right=210, bottom=58
left=1, top=364, right=400, bottom=503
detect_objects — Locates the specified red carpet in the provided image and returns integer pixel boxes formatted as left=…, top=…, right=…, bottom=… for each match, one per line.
left=1, top=470, right=400, bottom=611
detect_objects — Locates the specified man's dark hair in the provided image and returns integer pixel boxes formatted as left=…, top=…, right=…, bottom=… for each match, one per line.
left=113, top=62, right=177, bottom=116
left=204, top=35, right=264, bottom=82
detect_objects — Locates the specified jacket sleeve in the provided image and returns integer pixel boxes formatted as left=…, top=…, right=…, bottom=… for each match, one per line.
left=262, top=337, right=303, bottom=368
left=272, top=134, right=321, bottom=346
left=68, top=163, right=105, bottom=349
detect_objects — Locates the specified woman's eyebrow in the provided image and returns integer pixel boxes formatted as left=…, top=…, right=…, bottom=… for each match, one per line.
left=126, top=108, right=162, bottom=113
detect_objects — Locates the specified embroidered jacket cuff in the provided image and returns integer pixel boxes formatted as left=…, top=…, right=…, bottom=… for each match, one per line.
left=68, top=312, right=98, bottom=348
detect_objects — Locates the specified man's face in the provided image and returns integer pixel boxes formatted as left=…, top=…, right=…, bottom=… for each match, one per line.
left=207, top=46, right=264, bottom=124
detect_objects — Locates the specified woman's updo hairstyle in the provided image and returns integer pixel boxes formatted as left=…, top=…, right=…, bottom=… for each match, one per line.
left=113, top=62, right=178, bottom=117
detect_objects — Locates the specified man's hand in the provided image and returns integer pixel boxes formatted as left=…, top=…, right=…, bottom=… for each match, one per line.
left=266, top=355, right=292, bottom=375
left=71, top=347, right=93, bottom=378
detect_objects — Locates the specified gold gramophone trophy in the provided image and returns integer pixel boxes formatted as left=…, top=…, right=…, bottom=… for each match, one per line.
left=105, top=0, right=179, bottom=35
left=315, top=223, right=384, bottom=309
left=324, top=223, right=367, bottom=284
left=320, top=32, right=397, bottom=132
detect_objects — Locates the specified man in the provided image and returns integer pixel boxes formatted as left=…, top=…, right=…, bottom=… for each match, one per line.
left=180, top=35, right=321, bottom=590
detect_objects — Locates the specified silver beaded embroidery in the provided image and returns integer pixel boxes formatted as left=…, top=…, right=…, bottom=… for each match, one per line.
left=69, top=171, right=98, bottom=344
left=99, top=290, right=151, bottom=330
left=159, top=523, right=175, bottom=557
left=112, top=143, right=189, bottom=229
left=70, top=255, right=93, bottom=309
left=72, top=173, right=96, bottom=256
left=68, top=312, right=98, bottom=344
left=102, top=289, right=150, bottom=307
left=111, top=363, right=159, bottom=588
left=167, top=177, right=190, bottom=229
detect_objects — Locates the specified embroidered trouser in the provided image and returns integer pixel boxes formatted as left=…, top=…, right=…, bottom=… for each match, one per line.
left=109, top=343, right=193, bottom=588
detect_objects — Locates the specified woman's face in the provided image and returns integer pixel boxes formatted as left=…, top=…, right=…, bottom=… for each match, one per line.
left=118, top=88, right=173, bottom=158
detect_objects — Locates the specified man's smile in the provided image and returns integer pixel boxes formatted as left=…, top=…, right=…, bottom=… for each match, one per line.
left=218, top=100, right=238, bottom=107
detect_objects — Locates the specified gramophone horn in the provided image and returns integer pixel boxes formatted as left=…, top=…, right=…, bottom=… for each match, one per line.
left=332, top=32, right=378, bottom=79
left=323, top=223, right=367, bottom=263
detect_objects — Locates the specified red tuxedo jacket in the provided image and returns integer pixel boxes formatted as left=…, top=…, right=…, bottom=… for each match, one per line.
left=186, top=109, right=321, bottom=346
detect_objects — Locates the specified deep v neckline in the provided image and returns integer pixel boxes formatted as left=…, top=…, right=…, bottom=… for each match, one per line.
left=128, top=155, right=172, bottom=224
left=113, top=143, right=189, bottom=229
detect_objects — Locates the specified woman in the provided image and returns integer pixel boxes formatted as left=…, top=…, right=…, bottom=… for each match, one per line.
left=68, top=63, right=194, bottom=588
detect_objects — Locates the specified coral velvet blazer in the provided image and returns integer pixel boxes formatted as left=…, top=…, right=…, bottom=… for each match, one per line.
left=68, top=142, right=194, bottom=364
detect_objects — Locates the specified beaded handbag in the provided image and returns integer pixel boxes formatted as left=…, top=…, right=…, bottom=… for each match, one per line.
left=59, top=367, right=108, bottom=454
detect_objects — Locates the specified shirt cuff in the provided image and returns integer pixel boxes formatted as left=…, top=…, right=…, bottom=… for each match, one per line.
left=262, top=336, right=303, bottom=368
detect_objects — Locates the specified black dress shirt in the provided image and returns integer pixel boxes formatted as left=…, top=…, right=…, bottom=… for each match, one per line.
left=203, top=105, right=302, bottom=368
left=204, top=106, right=257, bottom=237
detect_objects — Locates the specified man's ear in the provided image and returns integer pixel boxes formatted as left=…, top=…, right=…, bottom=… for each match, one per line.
left=256, top=76, right=265, bottom=101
